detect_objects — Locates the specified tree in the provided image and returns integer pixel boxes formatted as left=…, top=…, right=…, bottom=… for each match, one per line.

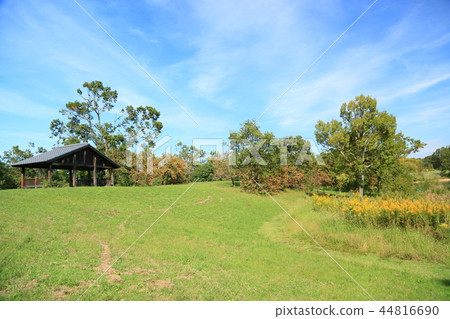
left=0, top=161, right=18, bottom=189
left=229, top=120, right=310, bottom=193
left=315, top=95, right=424, bottom=197
left=229, top=120, right=276, bottom=192
left=50, top=81, right=163, bottom=155
left=190, top=161, right=214, bottom=182
left=0, top=143, right=49, bottom=188
left=210, top=152, right=236, bottom=182
left=423, top=146, right=450, bottom=177
left=175, top=142, right=206, bottom=169
left=1, top=143, right=46, bottom=164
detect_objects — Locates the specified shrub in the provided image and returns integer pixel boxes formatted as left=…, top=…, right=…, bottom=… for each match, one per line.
left=155, top=157, right=188, bottom=185
left=191, top=162, right=214, bottom=182
left=0, top=162, right=18, bottom=189
left=238, top=165, right=305, bottom=194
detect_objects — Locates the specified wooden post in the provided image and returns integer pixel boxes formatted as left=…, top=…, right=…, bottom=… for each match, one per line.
left=34, top=176, right=37, bottom=189
left=21, top=167, right=25, bottom=189
left=93, top=155, right=97, bottom=187
left=47, top=165, right=52, bottom=181
left=72, top=154, right=77, bottom=187
left=110, top=169, right=114, bottom=186
left=88, top=170, right=91, bottom=186
left=69, top=170, right=73, bottom=187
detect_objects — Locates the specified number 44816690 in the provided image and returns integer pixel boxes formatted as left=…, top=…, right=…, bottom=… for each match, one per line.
left=379, top=305, right=439, bottom=316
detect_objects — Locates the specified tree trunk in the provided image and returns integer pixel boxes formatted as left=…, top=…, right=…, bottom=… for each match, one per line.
left=359, top=173, right=365, bottom=198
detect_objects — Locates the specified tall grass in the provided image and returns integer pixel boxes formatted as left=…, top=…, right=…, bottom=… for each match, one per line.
left=269, top=191, right=450, bottom=264
left=312, top=194, right=449, bottom=236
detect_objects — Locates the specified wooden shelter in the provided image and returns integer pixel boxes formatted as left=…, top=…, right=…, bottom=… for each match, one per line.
left=12, top=143, right=120, bottom=188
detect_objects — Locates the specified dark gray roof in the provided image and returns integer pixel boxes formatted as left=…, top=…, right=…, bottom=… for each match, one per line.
left=11, top=143, right=120, bottom=168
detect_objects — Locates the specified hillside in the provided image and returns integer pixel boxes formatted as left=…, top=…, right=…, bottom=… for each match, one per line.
left=0, top=182, right=448, bottom=300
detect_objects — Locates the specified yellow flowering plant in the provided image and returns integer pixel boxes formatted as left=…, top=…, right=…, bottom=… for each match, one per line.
left=312, top=194, right=449, bottom=231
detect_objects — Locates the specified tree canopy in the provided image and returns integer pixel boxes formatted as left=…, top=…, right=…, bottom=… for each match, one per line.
left=50, top=81, right=163, bottom=155
left=229, top=120, right=321, bottom=193
left=315, top=95, right=424, bottom=196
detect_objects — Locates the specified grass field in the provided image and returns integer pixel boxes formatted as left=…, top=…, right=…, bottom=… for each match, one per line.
left=0, top=182, right=449, bottom=300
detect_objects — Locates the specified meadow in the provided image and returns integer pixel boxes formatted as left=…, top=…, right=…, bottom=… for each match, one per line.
left=0, top=182, right=449, bottom=300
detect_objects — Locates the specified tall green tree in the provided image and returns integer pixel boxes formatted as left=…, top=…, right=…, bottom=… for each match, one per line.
left=315, top=95, right=424, bottom=197
left=50, top=81, right=163, bottom=155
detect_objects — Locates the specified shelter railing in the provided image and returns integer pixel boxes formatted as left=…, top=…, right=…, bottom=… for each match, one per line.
left=23, top=177, right=48, bottom=188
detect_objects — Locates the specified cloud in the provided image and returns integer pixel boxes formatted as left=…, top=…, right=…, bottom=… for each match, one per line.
left=256, top=3, right=450, bottom=142
left=409, top=138, right=447, bottom=159
left=0, top=0, right=449, bottom=154
left=381, top=73, right=450, bottom=101
left=0, top=89, right=58, bottom=119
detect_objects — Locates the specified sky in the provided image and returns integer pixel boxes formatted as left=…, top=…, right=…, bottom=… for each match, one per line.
left=0, top=0, right=449, bottom=158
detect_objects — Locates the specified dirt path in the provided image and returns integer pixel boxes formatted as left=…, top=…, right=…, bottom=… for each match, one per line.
left=94, top=241, right=122, bottom=283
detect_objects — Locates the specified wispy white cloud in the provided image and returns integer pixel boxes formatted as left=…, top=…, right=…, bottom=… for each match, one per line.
left=409, top=138, right=447, bottom=158
left=0, top=89, right=58, bottom=119
left=0, top=0, right=449, bottom=155
left=381, top=74, right=450, bottom=101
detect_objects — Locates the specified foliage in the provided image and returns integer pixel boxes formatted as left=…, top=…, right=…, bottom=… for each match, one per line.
left=1, top=143, right=46, bottom=164
left=399, top=158, right=424, bottom=180
left=315, top=95, right=424, bottom=197
left=175, top=142, right=205, bottom=171
left=154, top=157, right=188, bottom=185
left=190, top=162, right=214, bottom=182
left=41, top=177, right=69, bottom=188
left=113, top=167, right=136, bottom=186
left=312, top=194, right=449, bottom=235
left=303, top=168, right=334, bottom=193
left=0, top=162, right=18, bottom=189
left=229, top=120, right=314, bottom=193
left=50, top=80, right=163, bottom=155
left=0, top=143, right=48, bottom=188
left=210, top=152, right=236, bottom=181
left=378, top=160, right=416, bottom=196
left=423, top=146, right=450, bottom=177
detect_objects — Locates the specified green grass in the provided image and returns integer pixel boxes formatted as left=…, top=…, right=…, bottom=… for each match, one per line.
left=423, top=170, right=442, bottom=180
left=0, top=182, right=449, bottom=300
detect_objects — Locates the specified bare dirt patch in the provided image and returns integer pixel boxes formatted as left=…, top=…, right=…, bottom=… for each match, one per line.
left=119, top=216, right=131, bottom=231
left=177, top=273, right=194, bottom=280
left=127, top=284, right=145, bottom=293
left=24, top=279, right=37, bottom=290
left=52, top=281, right=91, bottom=301
left=100, top=209, right=118, bottom=215
left=59, top=264, right=88, bottom=270
left=94, top=240, right=122, bottom=283
left=197, top=196, right=212, bottom=204
left=146, top=279, right=174, bottom=289
left=107, top=274, right=123, bottom=283
left=118, top=211, right=144, bottom=231
left=135, top=268, right=157, bottom=276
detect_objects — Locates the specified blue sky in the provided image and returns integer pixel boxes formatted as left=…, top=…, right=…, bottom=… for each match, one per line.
left=0, top=0, right=449, bottom=158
